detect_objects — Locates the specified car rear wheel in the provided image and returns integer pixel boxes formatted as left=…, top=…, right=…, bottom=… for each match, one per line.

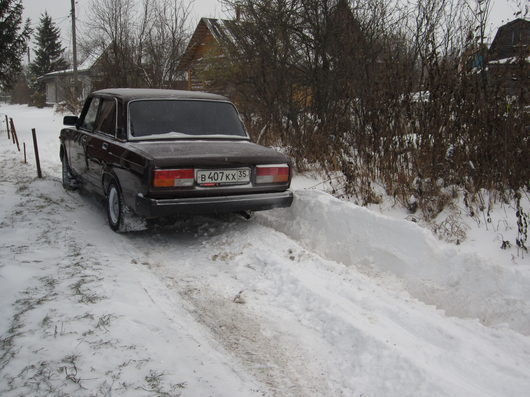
left=107, top=181, right=124, bottom=231
left=106, top=180, right=147, bottom=232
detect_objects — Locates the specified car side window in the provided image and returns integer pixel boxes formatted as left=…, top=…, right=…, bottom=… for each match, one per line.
left=80, top=97, right=100, bottom=131
left=95, top=99, right=116, bottom=136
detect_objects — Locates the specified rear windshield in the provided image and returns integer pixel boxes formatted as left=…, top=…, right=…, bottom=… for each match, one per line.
left=129, top=100, right=247, bottom=139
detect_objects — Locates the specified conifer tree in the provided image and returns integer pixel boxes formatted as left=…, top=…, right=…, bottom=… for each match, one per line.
left=29, top=11, right=69, bottom=106
left=0, top=0, right=31, bottom=90
left=30, top=12, right=68, bottom=77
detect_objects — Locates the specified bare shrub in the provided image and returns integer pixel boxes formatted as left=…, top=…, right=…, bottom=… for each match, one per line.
left=432, top=214, right=468, bottom=245
left=210, top=0, right=528, bottom=240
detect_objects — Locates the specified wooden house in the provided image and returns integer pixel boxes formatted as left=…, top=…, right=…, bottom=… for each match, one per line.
left=37, top=52, right=104, bottom=105
left=489, top=18, right=530, bottom=61
left=176, top=18, right=239, bottom=92
left=487, top=18, right=530, bottom=98
left=178, top=1, right=362, bottom=97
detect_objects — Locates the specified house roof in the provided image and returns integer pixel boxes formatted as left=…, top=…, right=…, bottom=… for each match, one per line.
left=177, top=17, right=239, bottom=71
left=37, top=50, right=104, bottom=81
left=178, top=2, right=360, bottom=72
left=488, top=18, right=530, bottom=61
left=495, top=18, right=530, bottom=30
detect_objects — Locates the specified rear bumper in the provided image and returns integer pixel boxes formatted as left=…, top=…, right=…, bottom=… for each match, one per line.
left=135, top=190, right=294, bottom=218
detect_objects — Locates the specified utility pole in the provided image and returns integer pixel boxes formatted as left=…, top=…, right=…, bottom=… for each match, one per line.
left=71, top=0, right=78, bottom=99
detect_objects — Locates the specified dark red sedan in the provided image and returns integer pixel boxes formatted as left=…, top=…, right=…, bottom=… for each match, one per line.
left=60, top=88, right=293, bottom=231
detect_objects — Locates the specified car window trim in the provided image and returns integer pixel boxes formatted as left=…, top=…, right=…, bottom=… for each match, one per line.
left=93, top=97, right=119, bottom=139
left=126, top=98, right=251, bottom=141
left=79, top=96, right=101, bottom=133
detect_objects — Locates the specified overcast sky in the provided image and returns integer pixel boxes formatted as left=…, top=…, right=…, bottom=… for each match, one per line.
left=21, top=0, right=226, bottom=61
left=22, top=0, right=226, bottom=31
left=21, top=0, right=521, bottom=58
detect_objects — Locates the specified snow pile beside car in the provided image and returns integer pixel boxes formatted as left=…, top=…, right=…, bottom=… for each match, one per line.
left=258, top=190, right=530, bottom=334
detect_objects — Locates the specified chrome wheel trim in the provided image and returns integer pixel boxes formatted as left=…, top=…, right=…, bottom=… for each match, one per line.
left=108, top=186, right=120, bottom=225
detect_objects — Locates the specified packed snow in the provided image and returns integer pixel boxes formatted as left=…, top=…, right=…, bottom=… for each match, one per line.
left=0, top=103, right=529, bottom=396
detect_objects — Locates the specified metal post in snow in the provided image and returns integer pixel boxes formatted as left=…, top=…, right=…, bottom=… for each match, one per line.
left=32, top=129, right=42, bottom=178
left=23, top=142, right=27, bottom=163
left=9, top=118, right=20, bottom=152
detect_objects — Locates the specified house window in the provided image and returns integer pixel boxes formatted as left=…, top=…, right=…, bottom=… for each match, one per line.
left=512, top=28, right=521, bottom=45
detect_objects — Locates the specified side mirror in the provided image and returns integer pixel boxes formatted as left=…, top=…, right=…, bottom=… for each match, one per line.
left=63, top=116, right=79, bottom=126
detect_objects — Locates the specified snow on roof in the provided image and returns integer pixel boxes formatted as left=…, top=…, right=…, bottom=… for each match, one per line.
left=488, top=56, right=530, bottom=65
left=203, top=18, right=239, bottom=45
left=39, top=50, right=103, bottom=79
left=78, top=51, right=101, bottom=70
left=177, top=17, right=241, bottom=71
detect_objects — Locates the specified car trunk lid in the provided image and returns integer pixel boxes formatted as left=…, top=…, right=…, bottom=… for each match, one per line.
left=128, top=140, right=288, bottom=168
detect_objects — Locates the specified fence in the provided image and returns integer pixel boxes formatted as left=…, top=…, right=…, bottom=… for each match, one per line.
left=1, top=114, right=42, bottom=178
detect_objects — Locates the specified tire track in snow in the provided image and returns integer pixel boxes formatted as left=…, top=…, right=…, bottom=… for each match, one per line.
left=134, top=218, right=530, bottom=397
left=0, top=153, right=266, bottom=396
left=128, top=221, right=331, bottom=397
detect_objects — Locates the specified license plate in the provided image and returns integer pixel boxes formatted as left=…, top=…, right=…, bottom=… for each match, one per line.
left=196, top=168, right=250, bottom=186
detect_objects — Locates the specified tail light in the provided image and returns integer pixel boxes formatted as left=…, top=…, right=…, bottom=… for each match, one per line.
left=153, top=169, right=194, bottom=187
left=256, top=164, right=289, bottom=184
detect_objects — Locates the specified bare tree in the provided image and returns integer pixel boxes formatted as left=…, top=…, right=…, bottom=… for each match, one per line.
left=212, top=0, right=528, bottom=226
left=85, top=0, right=142, bottom=87
left=211, top=0, right=302, bottom=147
left=507, top=0, right=529, bottom=19
left=83, top=0, right=192, bottom=88
left=141, top=0, right=192, bottom=88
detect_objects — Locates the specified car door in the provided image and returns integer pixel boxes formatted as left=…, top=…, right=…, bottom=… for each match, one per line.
left=70, top=96, right=100, bottom=185
left=85, top=98, right=118, bottom=193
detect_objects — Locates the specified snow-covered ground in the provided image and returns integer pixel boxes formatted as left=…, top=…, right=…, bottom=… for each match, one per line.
left=1, top=103, right=529, bottom=396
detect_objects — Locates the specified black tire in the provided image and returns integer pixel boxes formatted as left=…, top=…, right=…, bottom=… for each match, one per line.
left=106, top=179, right=148, bottom=233
left=106, top=181, right=124, bottom=232
left=61, top=155, right=77, bottom=190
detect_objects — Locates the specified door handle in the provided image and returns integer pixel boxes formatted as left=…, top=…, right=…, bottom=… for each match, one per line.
left=102, top=143, right=109, bottom=150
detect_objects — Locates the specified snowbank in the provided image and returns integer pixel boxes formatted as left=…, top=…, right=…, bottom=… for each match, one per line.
left=258, top=190, right=530, bottom=335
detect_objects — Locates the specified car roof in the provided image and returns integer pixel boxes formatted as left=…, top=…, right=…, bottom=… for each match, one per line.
left=92, top=88, right=229, bottom=102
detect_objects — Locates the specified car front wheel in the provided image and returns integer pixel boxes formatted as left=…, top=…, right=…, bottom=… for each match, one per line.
left=61, top=155, right=77, bottom=190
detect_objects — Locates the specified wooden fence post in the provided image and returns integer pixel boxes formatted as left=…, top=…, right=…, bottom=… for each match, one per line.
left=32, top=129, right=42, bottom=178
left=10, top=120, right=15, bottom=145
left=9, top=118, right=20, bottom=152
left=5, top=115, right=10, bottom=140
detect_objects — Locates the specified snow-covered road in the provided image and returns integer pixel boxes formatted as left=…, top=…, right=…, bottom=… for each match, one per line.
left=1, top=104, right=530, bottom=396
